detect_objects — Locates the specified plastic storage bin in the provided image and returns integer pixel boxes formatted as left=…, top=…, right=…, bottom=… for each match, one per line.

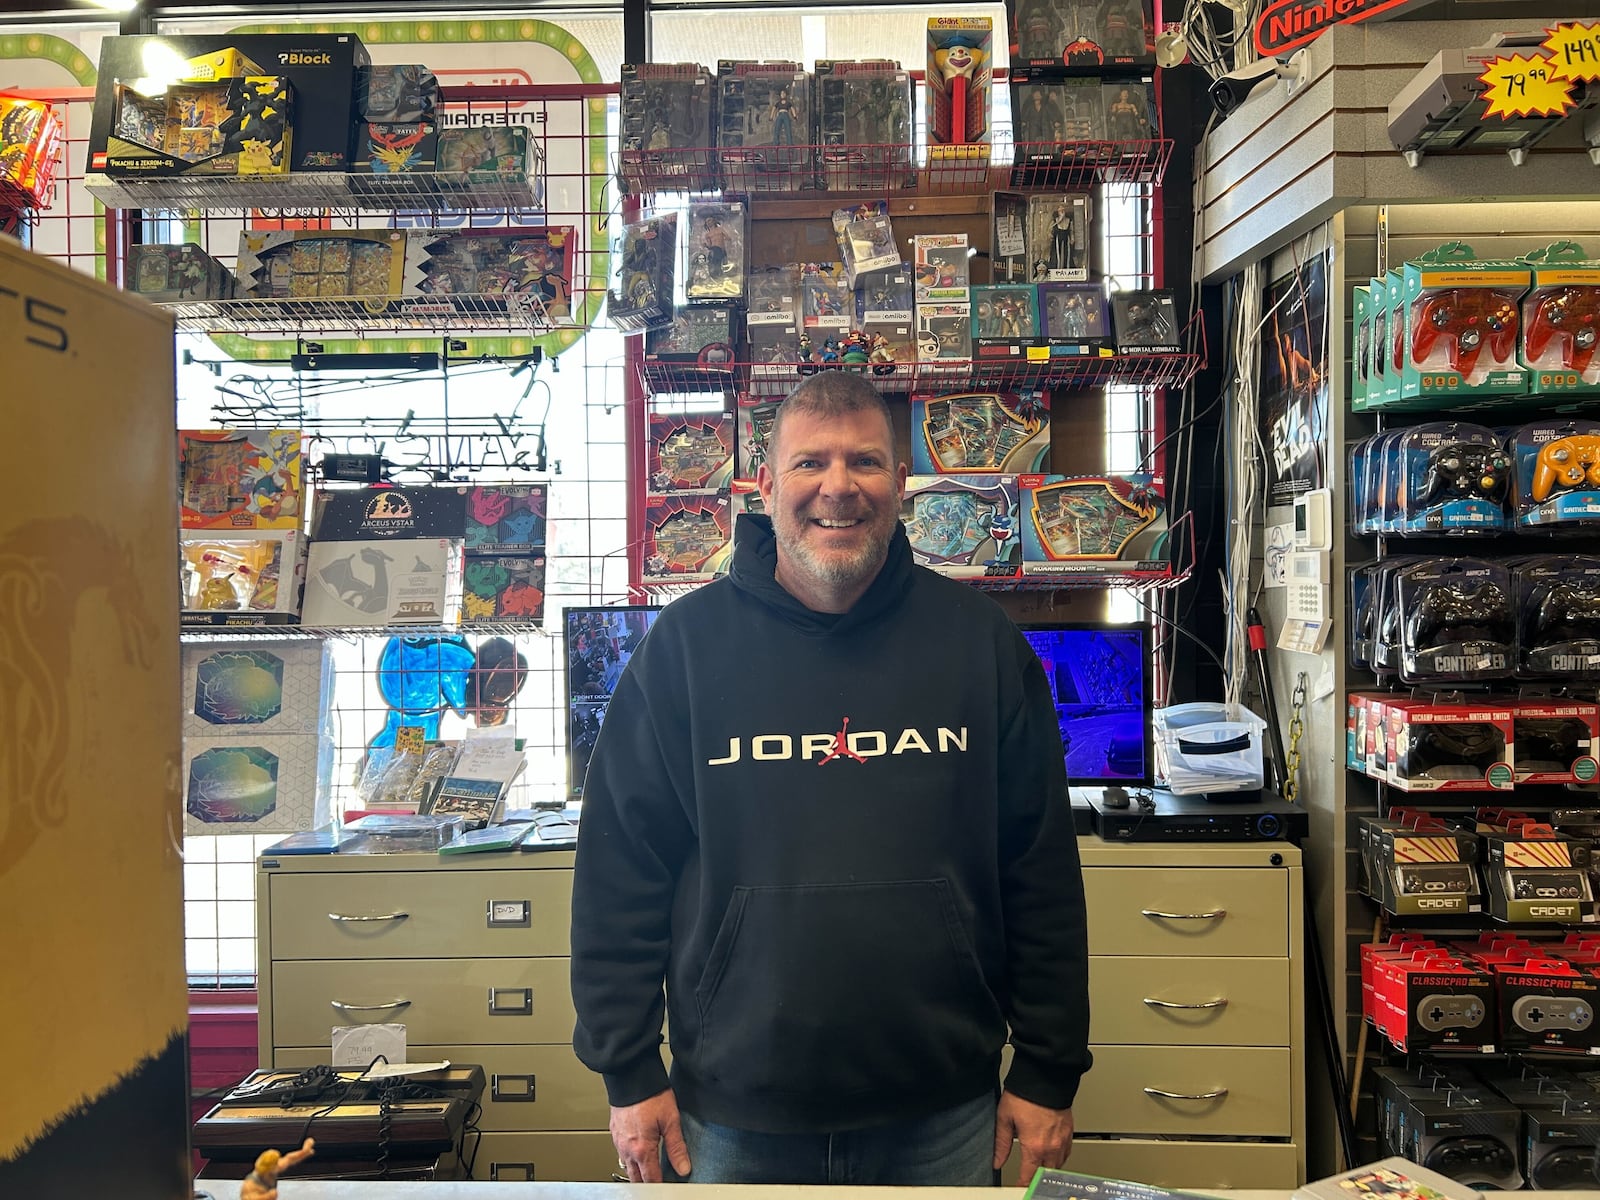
left=1154, top=702, right=1268, bottom=795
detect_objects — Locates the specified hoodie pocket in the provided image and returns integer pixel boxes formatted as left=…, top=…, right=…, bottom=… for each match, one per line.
left=691, top=879, right=1003, bottom=1097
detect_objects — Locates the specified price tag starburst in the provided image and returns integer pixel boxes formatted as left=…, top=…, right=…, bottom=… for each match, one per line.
left=1544, top=22, right=1600, bottom=82
left=1478, top=53, right=1576, bottom=120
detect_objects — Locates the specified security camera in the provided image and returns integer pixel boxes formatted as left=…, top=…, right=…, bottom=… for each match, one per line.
left=1208, top=51, right=1304, bottom=117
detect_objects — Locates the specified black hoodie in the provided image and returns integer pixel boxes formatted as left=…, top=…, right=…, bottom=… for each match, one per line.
left=570, top=514, right=1090, bottom=1134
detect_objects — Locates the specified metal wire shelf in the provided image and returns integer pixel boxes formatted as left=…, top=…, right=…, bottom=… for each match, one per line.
left=641, top=350, right=1202, bottom=397
left=158, top=289, right=588, bottom=336
left=82, top=169, right=543, bottom=214
left=616, top=139, right=1174, bottom=198
left=179, top=619, right=550, bottom=642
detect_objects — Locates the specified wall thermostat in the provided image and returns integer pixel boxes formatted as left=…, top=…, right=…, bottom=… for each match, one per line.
left=1293, top=488, right=1332, bottom=550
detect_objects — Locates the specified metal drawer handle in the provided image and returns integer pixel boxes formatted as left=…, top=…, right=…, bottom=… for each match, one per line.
left=1144, top=1086, right=1229, bottom=1101
left=1143, top=997, right=1229, bottom=1010
left=329, top=998, right=411, bottom=1013
left=491, top=1164, right=536, bottom=1182
left=492, top=1073, right=537, bottom=1102
left=1140, top=908, right=1226, bottom=921
left=327, top=910, right=410, bottom=923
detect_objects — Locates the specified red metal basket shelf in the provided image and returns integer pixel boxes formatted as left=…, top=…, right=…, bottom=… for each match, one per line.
left=158, top=289, right=602, bottom=336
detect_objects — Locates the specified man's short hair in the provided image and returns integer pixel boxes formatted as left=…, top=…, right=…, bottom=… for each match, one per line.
left=769, top=373, right=896, bottom=464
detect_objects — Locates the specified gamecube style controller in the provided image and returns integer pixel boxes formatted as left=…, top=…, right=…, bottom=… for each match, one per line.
left=1527, top=286, right=1600, bottom=372
left=1531, top=435, right=1600, bottom=502
left=1417, top=442, right=1511, bottom=506
left=1411, top=290, right=1520, bottom=375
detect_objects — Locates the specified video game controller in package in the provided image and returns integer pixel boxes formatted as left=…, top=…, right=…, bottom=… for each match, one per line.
left=1397, top=558, right=1516, bottom=684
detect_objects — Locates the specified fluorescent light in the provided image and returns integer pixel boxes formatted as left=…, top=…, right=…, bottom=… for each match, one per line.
left=87, top=0, right=141, bottom=11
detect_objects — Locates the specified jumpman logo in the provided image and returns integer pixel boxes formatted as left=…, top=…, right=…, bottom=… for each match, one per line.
left=817, top=715, right=867, bottom=765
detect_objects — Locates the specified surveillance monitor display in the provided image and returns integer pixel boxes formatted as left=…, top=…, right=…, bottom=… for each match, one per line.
left=1016, top=622, right=1153, bottom=787
left=565, top=605, right=661, bottom=797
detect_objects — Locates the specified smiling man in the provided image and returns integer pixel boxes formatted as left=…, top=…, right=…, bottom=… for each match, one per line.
left=570, top=373, right=1090, bottom=1188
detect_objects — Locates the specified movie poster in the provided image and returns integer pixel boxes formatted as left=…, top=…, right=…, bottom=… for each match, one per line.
left=1259, top=254, right=1330, bottom=507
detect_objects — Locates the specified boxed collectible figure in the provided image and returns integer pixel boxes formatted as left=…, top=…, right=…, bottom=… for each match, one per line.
left=619, top=62, right=717, bottom=191
left=357, top=64, right=439, bottom=123
left=736, top=396, right=781, bottom=483
left=717, top=60, right=812, bottom=192
left=1039, top=282, right=1108, bottom=349
left=1511, top=419, right=1600, bottom=529
left=301, top=536, right=464, bottom=626
left=1103, top=79, right=1158, bottom=142
left=1026, top=194, right=1091, bottom=281
left=902, top=475, right=1024, bottom=576
left=647, top=411, right=736, bottom=492
left=462, top=554, right=546, bottom=625
left=917, top=302, right=973, bottom=366
left=686, top=199, right=747, bottom=302
left=610, top=213, right=678, bottom=333
left=1111, top=288, right=1182, bottom=353
left=971, top=284, right=1042, bottom=355
left=1008, top=0, right=1155, bottom=71
left=1020, top=474, right=1169, bottom=571
left=643, top=493, right=734, bottom=583
left=237, top=229, right=421, bottom=308
left=464, top=484, right=547, bottom=554
left=927, top=18, right=992, bottom=149
left=1011, top=78, right=1104, bottom=162
left=90, top=34, right=367, bottom=173
left=912, top=390, right=1050, bottom=474
left=1520, top=241, right=1600, bottom=397
left=914, top=233, right=970, bottom=302
left=747, top=266, right=803, bottom=381
left=130, top=243, right=235, bottom=305
left=992, top=192, right=1029, bottom=284
left=801, top=261, right=852, bottom=349
left=645, top=304, right=736, bottom=366
left=179, top=529, right=306, bottom=624
left=1402, top=242, right=1529, bottom=400
left=314, top=484, right=467, bottom=541
left=182, top=640, right=333, bottom=738
left=815, top=59, right=914, bottom=192
left=179, top=428, right=302, bottom=530
left=833, top=201, right=900, bottom=288
left=0, top=92, right=64, bottom=208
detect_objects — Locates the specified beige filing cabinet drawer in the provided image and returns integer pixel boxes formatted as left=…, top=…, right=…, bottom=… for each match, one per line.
left=470, top=1130, right=618, bottom=1182
left=1073, top=1045, right=1291, bottom=1137
left=275, top=1044, right=610, bottom=1132
left=1048, top=1139, right=1300, bottom=1189
left=1084, top=867, right=1286, bottom=957
left=269, top=869, right=572, bottom=959
left=272, top=958, right=573, bottom=1046
left=1087, top=956, right=1291, bottom=1046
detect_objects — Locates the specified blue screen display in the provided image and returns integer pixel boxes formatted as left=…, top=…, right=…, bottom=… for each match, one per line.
left=565, top=606, right=661, bottom=797
left=1019, top=624, right=1152, bottom=786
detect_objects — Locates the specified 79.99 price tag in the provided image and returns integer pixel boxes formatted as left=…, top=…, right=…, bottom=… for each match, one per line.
left=1477, top=52, right=1576, bottom=120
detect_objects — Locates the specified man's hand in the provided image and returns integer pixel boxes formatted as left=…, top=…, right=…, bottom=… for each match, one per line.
left=993, top=1091, right=1073, bottom=1182
left=611, top=1089, right=692, bottom=1182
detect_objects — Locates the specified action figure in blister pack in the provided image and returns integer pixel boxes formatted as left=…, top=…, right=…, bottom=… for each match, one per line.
left=1105, top=85, right=1154, bottom=141
left=686, top=203, right=744, bottom=301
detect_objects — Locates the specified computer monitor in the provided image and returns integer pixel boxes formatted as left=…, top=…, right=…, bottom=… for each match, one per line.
left=564, top=605, right=662, bottom=797
left=1015, top=621, right=1154, bottom=787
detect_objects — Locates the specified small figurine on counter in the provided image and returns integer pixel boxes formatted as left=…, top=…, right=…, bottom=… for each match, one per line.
left=240, top=1138, right=316, bottom=1200
left=868, top=332, right=898, bottom=375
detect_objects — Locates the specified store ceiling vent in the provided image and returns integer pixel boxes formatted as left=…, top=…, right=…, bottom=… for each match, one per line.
left=1388, top=31, right=1598, bottom=166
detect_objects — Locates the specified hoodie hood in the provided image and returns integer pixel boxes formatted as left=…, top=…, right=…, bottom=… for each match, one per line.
left=728, top=512, right=913, bottom=635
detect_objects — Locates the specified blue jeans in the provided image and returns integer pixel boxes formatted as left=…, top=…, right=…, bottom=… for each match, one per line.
left=664, top=1093, right=998, bottom=1185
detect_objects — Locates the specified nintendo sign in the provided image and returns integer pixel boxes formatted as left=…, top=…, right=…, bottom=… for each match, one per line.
left=1254, top=0, right=1433, bottom=58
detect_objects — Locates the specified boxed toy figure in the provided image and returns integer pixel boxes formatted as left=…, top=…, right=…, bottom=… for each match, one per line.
left=648, top=411, right=735, bottom=492
left=686, top=200, right=747, bottom=302
left=902, top=475, right=1024, bottom=576
left=1011, top=78, right=1104, bottom=162
left=1103, top=79, right=1158, bottom=142
left=301, top=536, right=464, bottom=627
left=90, top=33, right=369, bottom=173
left=927, top=18, right=992, bottom=149
left=464, top=484, right=547, bottom=554
left=645, top=304, right=736, bottom=366
left=179, top=428, right=302, bottom=530
left=1020, top=474, right=1169, bottom=571
left=747, top=266, right=802, bottom=381
left=815, top=59, right=913, bottom=192
left=912, top=390, right=1050, bottom=474
left=462, top=554, right=546, bottom=625
left=971, top=284, right=1042, bottom=355
left=992, top=192, right=1029, bottom=284
left=717, top=60, right=812, bottom=192
left=1039, top=282, right=1108, bottom=348
left=129, top=243, right=235, bottom=305
left=801, top=261, right=852, bottom=349
left=610, top=213, right=678, bottom=333
left=0, top=93, right=64, bottom=209
left=357, top=64, right=439, bottom=124
left=833, top=201, right=900, bottom=288
left=1008, top=0, right=1155, bottom=71
left=619, top=62, right=716, bottom=191
left=180, top=529, right=305, bottom=624
left=914, top=233, right=970, bottom=302
left=917, top=302, right=973, bottom=365
left=1111, top=289, right=1182, bottom=353
left=643, top=493, right=733, bottom=583
left=736, top=396, right=781, bottom=482
left=1027, top=194, right=1091, bottom=281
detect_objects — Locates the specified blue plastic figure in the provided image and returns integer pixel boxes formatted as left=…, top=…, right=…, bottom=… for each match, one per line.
left=368, top=635, right=477, bottom=750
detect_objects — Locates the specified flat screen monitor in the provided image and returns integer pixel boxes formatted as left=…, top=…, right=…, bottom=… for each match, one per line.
left=1016, top=622, right=1153, bottom=787
left=565, top=605, right=662, bottom=797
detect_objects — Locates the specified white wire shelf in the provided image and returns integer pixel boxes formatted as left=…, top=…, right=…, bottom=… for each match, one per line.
left=84, top=170, right=543, bottom=214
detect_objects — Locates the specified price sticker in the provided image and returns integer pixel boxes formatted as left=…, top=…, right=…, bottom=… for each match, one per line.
left=1544, top=22, right=1600, bottom=82
left=1478, top=54, right=1576, bottom=120
left=395, top=725, right=427, bottom=754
